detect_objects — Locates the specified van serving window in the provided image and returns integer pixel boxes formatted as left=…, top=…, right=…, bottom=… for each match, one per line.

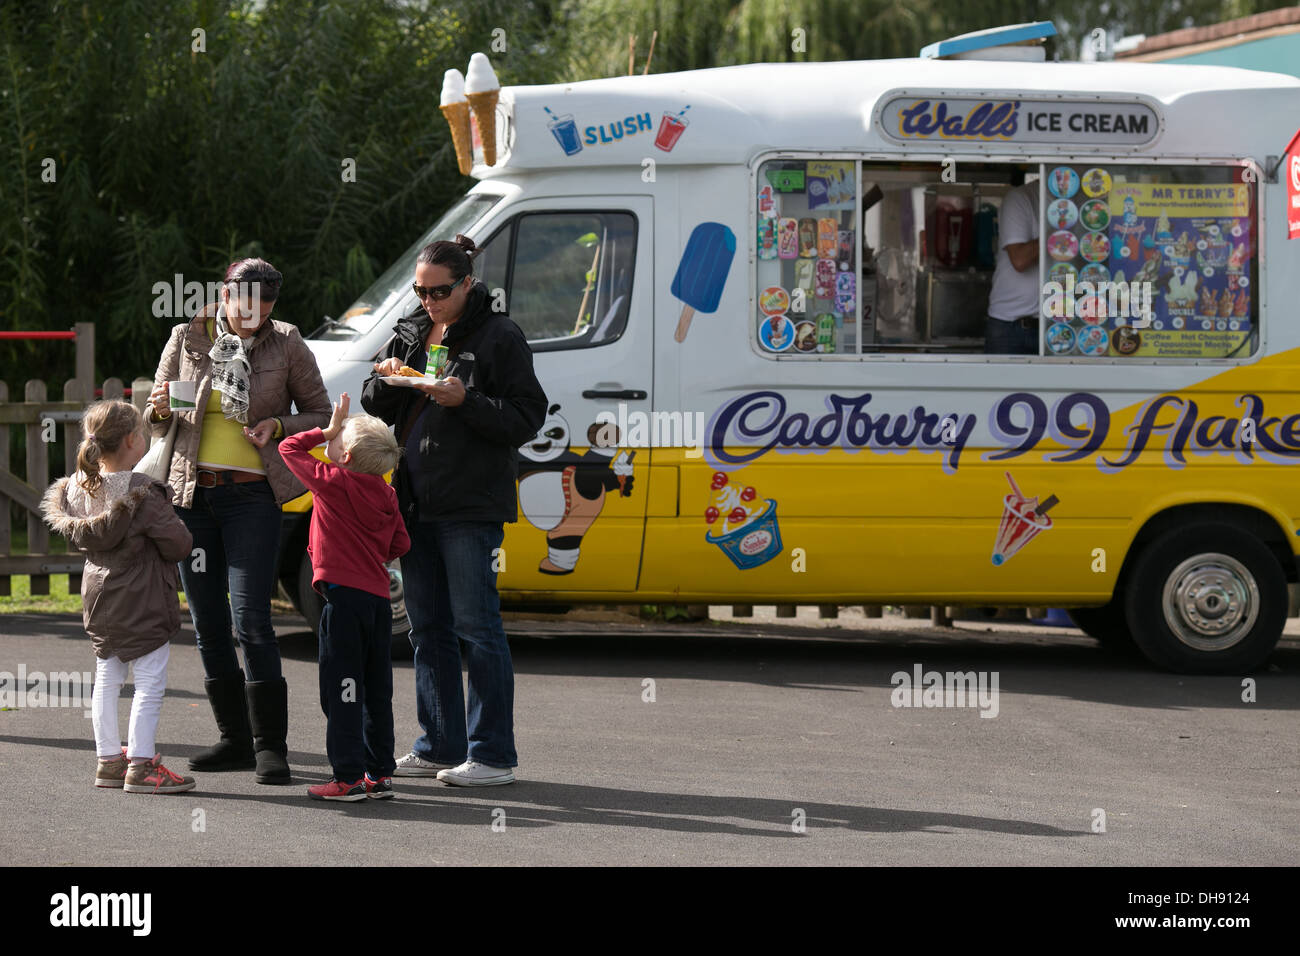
left=753, top=157, right=1258, bottom=361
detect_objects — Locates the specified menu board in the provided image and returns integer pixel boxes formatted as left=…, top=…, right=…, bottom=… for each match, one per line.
left=1041, top=164, right=1254, bottom=359
left=755, top=160, right=857, bottom=354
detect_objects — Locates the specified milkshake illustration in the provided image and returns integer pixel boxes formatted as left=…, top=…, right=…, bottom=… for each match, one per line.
left=655, top=106, right=690, bottom=152
left=991, top=472, right=1058, bottom=566
left=545, top=107, right=582, bottom=156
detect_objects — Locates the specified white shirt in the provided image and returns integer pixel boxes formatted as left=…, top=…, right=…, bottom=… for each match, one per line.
left=988, top=181, right=1041, bottom=321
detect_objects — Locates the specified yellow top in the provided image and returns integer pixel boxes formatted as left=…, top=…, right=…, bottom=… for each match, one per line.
left=196, top=389, right=266, bottom=474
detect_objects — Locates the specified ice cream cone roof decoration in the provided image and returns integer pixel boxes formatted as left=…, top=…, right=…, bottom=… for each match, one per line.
left=440, top=68, right=473, bottom=175
left=465, top=52, right=500, bottom=95
left=441, top=68, right=466, bottom=107
left=465, top=53, right=502, bottom=167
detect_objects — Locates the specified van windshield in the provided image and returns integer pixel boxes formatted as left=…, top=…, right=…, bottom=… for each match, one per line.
left=307, top=192, right=502, bottom=341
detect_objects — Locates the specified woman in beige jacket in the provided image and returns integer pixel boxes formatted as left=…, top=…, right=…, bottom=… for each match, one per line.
left=147, top=257, right=331, bottom=784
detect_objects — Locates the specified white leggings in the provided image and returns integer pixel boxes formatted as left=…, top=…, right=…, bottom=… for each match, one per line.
left=92, top=643, right=171, bottom=760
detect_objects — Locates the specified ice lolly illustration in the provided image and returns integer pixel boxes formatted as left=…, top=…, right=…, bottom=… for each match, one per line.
left=838, top=229, right=854, bottom=267
left=794, top=259, right=815, bottom=298
left=757, top=218, right=776, bottom=259
left=834, top=271, right=856, bottom=313
left=991, top=472, right=1057, bottom=566
left=759, top=286, right=790, bottom=315
left=816, top=313, right=837, bottom=353
left=672, top=222, right=736, bottom=343
left=815, top=258, right=837, bottom=299
left=798, top=218, right=818, bottom=258
left=757, top=184, right=776, bottom=219
left=817, top=218, right=838, bottom=258
left=778, top=218, right=799, bottom=259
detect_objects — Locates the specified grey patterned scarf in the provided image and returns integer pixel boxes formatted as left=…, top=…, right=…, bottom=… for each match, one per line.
left=208, top=312, right=252, bottom=424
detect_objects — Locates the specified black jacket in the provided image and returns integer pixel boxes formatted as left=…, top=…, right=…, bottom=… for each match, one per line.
left=361, top=281, right=548, bottom=523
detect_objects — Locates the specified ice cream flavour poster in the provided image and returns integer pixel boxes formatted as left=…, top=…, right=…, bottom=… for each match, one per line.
left=1107, top=179, right=1253, bottom=358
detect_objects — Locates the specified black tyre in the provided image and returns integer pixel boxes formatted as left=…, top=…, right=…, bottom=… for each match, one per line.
left=295, top=552, right=414, bottom=659
left=296, top=552, right=324, bottom=637
left=387, top=561, right=413, bottom=659
left=1067, top=602, right=1139, bottom=654
left=1123, top=524, right=1286, bottom=674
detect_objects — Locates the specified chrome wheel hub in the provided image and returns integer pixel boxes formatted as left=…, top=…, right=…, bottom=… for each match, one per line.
left=1161, top=553, right=1257, bottom=652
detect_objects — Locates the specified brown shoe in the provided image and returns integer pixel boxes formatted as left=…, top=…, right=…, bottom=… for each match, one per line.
left=124, top=755, right=197, bottom=794
left=95, top=751, right=128, bottom=788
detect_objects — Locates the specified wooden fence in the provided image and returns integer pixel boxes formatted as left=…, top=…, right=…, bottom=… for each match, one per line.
left=0, top=355, right=153, bottom=596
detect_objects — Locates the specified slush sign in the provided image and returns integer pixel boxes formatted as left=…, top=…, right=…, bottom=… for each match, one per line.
left=876, top=93, right=1161, bottom=148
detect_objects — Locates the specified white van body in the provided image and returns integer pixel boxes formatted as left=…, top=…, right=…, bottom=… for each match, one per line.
left=290, top=53, right=1300, bottom=673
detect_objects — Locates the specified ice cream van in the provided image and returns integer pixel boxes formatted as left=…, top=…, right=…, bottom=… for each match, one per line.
left=284, top=21, right=1300, bottom=673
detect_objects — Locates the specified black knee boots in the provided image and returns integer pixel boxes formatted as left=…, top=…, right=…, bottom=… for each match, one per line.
left=190, top=674, right=256, bottom=772
left=246, top=677, right=291, bottom=784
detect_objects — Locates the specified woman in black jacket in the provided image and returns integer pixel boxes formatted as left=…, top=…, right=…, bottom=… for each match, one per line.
left=362, top=234, right=547, bottom=786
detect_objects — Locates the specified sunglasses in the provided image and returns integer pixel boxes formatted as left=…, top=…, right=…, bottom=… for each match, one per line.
left=412, top=277, right=466, bottom=301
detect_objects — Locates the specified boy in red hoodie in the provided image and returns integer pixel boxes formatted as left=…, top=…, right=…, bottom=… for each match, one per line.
left=280, top=393, right=410, bottom=801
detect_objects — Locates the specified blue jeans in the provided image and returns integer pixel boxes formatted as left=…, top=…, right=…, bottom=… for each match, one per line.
left=984, top=316, right=1039, bottom=355
left=177, top=482, right=283, bottom=682
left=400, top=519, right=516, bottom=768
left=318, top=583, right=394, bottom=781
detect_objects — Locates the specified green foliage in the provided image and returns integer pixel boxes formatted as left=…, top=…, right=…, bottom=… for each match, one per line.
left=1, top=0, right=1294, bottom=398
left=0, top=0, right=559, bottom=391
left=558, top=0, right=1300, bottom=76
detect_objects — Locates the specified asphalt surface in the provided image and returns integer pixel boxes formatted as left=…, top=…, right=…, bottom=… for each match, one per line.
left=1, top=609, right=1297, bottom=866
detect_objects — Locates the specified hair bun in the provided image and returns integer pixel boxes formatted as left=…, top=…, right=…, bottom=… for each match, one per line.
left=454, top=234, right=481, bottom=259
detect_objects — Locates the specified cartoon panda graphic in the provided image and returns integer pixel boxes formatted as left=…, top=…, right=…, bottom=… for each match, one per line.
left=516, top=404, right=635, bottom=575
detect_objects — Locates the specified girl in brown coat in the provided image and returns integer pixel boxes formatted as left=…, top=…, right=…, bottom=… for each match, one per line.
left=42, top=401, right=196, bottom=794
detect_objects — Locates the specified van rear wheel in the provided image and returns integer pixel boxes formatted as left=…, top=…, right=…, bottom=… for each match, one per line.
left=1123, top=525, right=1285, bottom=674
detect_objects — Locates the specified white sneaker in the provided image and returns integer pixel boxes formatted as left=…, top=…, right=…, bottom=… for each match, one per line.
left=436, top=760, right=515, bottom=787
left=393, top=752, right=455, bottom=777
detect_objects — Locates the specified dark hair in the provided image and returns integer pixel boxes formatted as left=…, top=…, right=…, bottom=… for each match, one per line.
left=224, top=257, right=283, bottom=302
left=416, top=234, right=480, bottom=281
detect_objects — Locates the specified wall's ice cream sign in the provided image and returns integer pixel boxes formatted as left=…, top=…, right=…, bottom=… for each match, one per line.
left=877, top=92, right=1160, bottom=147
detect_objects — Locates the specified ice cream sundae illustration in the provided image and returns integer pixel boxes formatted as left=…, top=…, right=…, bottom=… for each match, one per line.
left=704, top=471, right=783, bottom=569
left=991, top=472, right=1058, bottom=566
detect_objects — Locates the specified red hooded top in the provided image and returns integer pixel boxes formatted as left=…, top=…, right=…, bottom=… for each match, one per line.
left=279, top=428, right=410, bottom=600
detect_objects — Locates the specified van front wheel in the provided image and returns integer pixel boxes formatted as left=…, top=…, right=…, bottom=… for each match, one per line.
left=1066, top=602, right=1138, bottom=654
left=295, top=552, right=413, bottom=657
left=1124, top=525, right=1285, bottom=674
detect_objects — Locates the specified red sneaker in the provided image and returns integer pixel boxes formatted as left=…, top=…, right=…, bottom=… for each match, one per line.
left=307, top=778, right=367, bottom=802
left=364, top=774, right=395, bottom=800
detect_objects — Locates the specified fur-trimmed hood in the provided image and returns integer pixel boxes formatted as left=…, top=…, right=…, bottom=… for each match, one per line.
left=42, top=472, right=161, bottom=554
left=41, top=470, right=193, bottom=661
